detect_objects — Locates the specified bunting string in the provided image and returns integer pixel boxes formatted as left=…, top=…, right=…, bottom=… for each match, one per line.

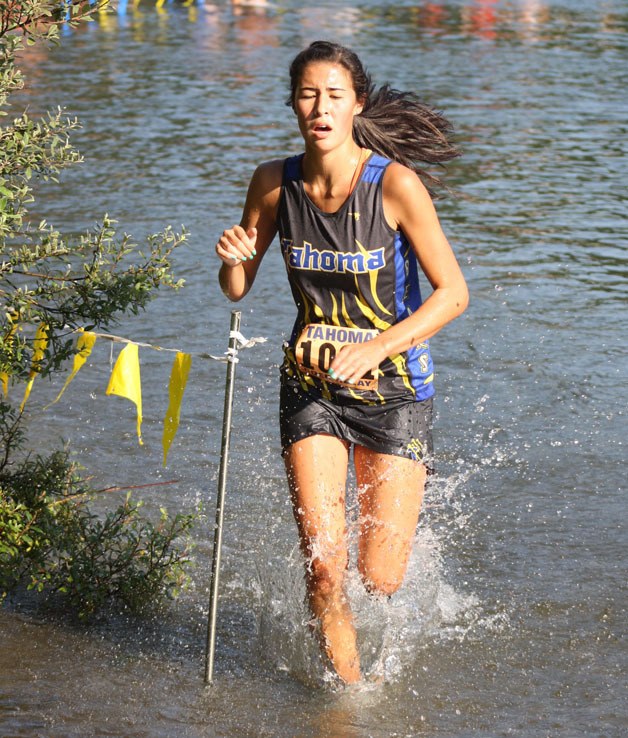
left=87, top=328, right=267, bottom=362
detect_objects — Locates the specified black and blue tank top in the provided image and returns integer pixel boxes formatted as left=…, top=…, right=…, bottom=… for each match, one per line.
left=277, top=152, right=435, bottom=405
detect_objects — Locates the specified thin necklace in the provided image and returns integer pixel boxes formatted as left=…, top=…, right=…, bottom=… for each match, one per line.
left=302, top=147, right=367, bottom=203
left=347, top=147, right=366, bottom=197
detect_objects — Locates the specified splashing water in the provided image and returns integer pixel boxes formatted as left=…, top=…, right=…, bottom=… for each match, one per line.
left=255, top=472, right=483, bottom=690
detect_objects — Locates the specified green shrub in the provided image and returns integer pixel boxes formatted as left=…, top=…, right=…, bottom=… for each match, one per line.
left=0, top=2, right=196, bottom=619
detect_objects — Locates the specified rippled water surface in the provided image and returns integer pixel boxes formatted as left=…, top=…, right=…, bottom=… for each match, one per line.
left=1, top=1, right=626, bottom=736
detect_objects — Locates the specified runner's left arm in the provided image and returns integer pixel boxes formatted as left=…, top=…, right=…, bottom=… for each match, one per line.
left=329, top=163, right=468, bottom=385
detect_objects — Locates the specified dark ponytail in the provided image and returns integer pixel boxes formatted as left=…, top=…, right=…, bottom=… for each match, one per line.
left=353, top=85, right=459, bottom=196
left=287, top=41, right=460, bottom=196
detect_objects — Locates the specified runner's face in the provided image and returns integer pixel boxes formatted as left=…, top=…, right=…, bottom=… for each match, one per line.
left=294, top=62, right=363, bottom=150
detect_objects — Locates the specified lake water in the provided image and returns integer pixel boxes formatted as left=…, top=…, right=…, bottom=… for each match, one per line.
left=1, top=1, right=626, bottom=736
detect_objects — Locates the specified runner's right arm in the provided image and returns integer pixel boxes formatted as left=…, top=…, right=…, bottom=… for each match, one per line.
left=217, top=159, right=282, bottom=301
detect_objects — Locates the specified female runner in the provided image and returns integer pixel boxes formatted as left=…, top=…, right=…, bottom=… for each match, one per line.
left=216, top=41, right=469, bottom=685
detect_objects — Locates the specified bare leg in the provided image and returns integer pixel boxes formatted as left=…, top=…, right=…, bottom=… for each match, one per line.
left=354, top=446, right=427, bottom=596
left=284, top=434, right=361, bottom=684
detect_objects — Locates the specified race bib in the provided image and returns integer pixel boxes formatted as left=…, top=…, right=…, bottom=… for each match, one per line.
left=295, top=324, right=379, bottom=391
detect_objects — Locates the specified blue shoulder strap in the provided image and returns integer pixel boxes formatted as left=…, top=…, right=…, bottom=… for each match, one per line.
left=284, top=152, right=389, bottom=184
left=283, top=154, right=303, bottom=182
left=361, top=153, right=391, bottom=184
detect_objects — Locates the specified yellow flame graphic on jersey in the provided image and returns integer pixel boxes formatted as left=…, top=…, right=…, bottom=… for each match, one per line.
left=286, top=237, right=423, bottom=403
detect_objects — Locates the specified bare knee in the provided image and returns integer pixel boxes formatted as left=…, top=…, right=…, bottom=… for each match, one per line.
left=358, top=521, right=414, bottom=598
left=307, top=555, right=347, bottom=602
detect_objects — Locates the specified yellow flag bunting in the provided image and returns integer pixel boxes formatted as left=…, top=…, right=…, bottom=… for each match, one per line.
left=14, top=329, right=193, bottom=465
left=1, top=310, right=19, bottom=398
left=47, top=330, right=97, bottom=408
left=102, top=342, right=192, bottom=462
left=12, top=325, right=268, bottom=466
left=100, top=339, right=193, bottom=462
left=106, top=342, right=144, bottom=445
left=20, top=323, right=49, bottom=412
left=162, top=352, right=192, bottom=466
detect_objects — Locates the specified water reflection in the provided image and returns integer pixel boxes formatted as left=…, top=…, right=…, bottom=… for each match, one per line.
left=309, top=697, right=373, bottom=738
left=56, top=1, right=628, bottom=53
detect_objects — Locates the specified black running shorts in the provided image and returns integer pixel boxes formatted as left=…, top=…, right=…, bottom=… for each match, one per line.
left=279, top=375, right=434, bottom=468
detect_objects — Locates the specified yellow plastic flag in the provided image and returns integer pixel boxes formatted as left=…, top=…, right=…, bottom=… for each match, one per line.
left=20, top=324, right=49, bottom=412
left=47, top=331, right=97, bottom=407
left=1, top=312, right=20, bottom=399
left=162, top=352, right=191, bottom=466
left=106, top=342, right=143, bottom=445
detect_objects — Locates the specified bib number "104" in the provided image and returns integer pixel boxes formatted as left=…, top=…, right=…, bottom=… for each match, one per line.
left=295, top=324, right=380, bottom=391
